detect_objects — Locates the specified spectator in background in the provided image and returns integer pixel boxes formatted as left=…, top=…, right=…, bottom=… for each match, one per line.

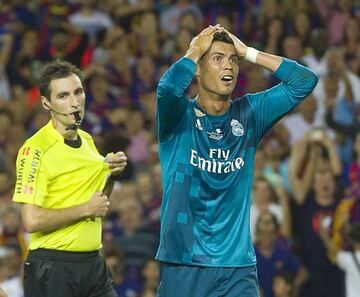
left=261, top=17, right=285, bottom=55
left=0, top=169, right=13, bottom=209
left=282, top=95, right=319, bottom=144
left=272, top=272, right=294, bottom=297
left=255, top=212, right=307, bottom=297
left=114, top=198, right=159, bottom=280
left=130, top=55, right=158, bottom=103
left=289, top=130, right=344, bottom=297
left=292, top=12, right=312, bottom=48
left=302, top=28, right=328, bottom=77
left=0, top=33, right=13, bottom=102
left=125, top=106, right=151, bottom=166
left=104, top=247, right=141, bottom=297
left=159, top=0, right=203, bottom=37
left=0, top=109, right=14, bottom=168
left=320, top=220, right=360, bottom=297
left=315, top=0, right=354, bottom=46
left=69, top=0, right=113, bottom=42
left=282, top=34, right=304, bottom=63
left=250, top=177, right=291, bottom=240
left=0, top=244, right=23, bottom=297
left=0, top=206, right=27, bottom=260
left=128, top=11, right=160, bottom=59
left=342, top=17, right=359, bottom=68
left=140, top=258, right=159, bottom=297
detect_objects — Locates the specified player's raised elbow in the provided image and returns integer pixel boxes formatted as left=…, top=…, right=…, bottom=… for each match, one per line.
left=306, top=70, right=319, bottom=92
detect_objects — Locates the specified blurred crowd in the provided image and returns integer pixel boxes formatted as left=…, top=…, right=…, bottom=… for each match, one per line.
left=0, top=0, right=360, bottom=297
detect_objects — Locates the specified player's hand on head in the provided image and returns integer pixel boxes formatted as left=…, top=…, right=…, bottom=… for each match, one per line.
left=185, top=24, right=224, bottom=63
left=106, top=151, right=127, bottom=176
left=85, top=192, right=110, bottom=217
left=223, top=29, right=247, bottom=59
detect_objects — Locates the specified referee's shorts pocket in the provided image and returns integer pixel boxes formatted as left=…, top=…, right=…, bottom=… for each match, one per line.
left=23, top=261, right=36, bottom=296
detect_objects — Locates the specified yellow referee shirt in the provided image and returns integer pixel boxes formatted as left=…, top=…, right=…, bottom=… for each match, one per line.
left=13, top=121, right=111, bottom=252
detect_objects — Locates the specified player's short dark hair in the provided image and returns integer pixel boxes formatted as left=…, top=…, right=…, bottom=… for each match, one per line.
left=212, top=31, right=234, bottom=45
left=38, top=60, right=84, bottom=100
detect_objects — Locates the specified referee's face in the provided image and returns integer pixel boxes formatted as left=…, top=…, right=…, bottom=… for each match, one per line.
left=48, top=74, right=85, bottom=130
left=197, top=41, right=239, bottom=100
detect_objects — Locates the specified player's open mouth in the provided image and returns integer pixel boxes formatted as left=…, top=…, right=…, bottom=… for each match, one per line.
left=221, top=75, right=233, bottom=83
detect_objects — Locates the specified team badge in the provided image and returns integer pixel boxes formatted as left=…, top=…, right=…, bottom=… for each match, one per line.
left=231, top=119, right=244, bottom=137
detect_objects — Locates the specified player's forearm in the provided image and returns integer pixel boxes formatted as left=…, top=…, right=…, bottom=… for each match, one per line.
left=253, top=51, right=282, bottom=73
left=22, top=203, right=90, bottom=233
left=253, top=51, right=318, bottom=98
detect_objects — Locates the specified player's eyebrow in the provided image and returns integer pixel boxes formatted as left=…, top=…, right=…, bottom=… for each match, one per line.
left=56, top=91, right=70, bottom=98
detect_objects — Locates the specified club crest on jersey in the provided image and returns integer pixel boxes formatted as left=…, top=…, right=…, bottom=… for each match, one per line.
left=231, top=119, right=244, bottom=137
left=207, top=129, right=224, bottom=140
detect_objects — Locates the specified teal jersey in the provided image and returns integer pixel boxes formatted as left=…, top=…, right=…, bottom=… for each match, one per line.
left=156, top=57, right=318, bottom=267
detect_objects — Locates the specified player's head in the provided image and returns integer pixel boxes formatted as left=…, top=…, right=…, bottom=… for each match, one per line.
left=196, top=31, right=239, bottom=101
left=38, top=60, right=85, bottom=130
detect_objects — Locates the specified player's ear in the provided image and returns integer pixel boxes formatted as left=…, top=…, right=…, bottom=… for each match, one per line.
left=41, top=96, right=50, bottom=110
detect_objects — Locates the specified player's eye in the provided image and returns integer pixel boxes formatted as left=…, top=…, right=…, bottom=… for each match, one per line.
left=231, top=57, right=239, bottom=64
left=75, top=89, right=84, bottom=96
left=58, top=94, right=67, bottom=99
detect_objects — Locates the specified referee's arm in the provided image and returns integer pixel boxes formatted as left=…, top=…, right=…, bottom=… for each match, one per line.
left=21, top=192, right=109, bottom=233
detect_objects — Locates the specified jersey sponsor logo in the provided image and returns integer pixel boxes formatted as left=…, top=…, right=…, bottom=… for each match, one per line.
left=15, top=148, right=42, bottom=194
left=27, top=149, right=42, bottom=183
left=23, top=184, right=34, bottom=194
left=207, top=129, right=224, bottom=140
left=231, top=119, right=244, bottom=137
left=22, top=147, right=31, bottom=156
left=15, top=158, right=26, bottom=194
left=190, top=148, right=245, bottom=173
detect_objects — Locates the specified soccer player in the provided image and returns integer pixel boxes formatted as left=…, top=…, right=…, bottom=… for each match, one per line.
left=12, top=60, right=127, bottom=297
left=155, top=25, right=318, bottom=296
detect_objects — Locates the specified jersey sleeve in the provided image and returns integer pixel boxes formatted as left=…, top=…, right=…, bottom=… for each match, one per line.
left=246, top=58, right=318, bottom=142
left=156, top=57, right=196, bottom=142
left=12, top=143, right=48, bottom=206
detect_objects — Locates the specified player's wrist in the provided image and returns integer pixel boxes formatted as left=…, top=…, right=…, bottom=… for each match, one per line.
left=185, top=48, right=202, bottom=64
left=245, top=47, right=259, bottom=63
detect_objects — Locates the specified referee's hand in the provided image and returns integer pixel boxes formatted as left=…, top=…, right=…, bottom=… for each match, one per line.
left=85, top=192, right=110, bottom=217
left=106, top=151, right=127, bottom=176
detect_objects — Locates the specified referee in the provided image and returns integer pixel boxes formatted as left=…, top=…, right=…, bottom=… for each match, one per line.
left=12, top=60, right=127, bottom=297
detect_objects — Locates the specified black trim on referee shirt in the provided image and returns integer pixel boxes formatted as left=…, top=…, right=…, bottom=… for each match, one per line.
left=64, top=136, right=82, bottom=148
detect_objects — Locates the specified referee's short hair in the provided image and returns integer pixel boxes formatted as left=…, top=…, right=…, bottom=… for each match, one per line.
left=38, top=60, right=84, bottom=100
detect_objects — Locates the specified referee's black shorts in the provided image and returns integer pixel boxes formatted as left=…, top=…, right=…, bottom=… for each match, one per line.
left=24, top=248, right=117, bottom=297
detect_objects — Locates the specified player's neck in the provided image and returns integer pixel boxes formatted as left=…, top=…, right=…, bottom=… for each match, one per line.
left=195, top=94, right=230, bottom=116
left=51, top=119, right=79, bottom=141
